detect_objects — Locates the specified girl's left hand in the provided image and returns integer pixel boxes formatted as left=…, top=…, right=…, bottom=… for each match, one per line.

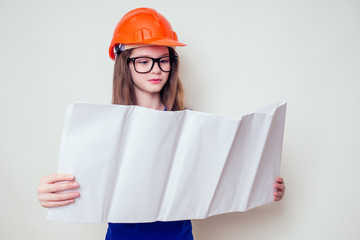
left=273, top=177, right=285, bottom=201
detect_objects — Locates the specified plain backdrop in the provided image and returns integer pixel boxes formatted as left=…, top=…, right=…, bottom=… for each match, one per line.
left=1, top=0, right=359, bottom=239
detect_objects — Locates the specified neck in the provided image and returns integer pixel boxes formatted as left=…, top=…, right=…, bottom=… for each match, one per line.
left=135, top=90, right=164, bottom=110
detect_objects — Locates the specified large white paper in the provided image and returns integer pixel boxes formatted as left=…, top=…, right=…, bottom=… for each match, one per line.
left=47, top=101, right=286, bottom=223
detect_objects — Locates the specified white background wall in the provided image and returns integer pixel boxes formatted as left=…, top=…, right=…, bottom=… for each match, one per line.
left=1, top=0, right=359, bottom=239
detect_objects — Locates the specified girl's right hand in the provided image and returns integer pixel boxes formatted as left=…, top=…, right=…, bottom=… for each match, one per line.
left=37, top=174, right=80, bottom=208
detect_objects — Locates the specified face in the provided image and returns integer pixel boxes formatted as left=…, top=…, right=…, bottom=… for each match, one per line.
left=128, top=46, right=170, bottom=97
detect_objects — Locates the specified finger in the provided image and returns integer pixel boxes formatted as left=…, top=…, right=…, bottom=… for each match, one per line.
left=40, top=199, right=76, bottom=208
left=273, top=192, right=284, bottom=201
left=274, top=196, right=282, bottom=202
left=38, top=181, right=79, bottom=194
left=275, top=177, right=284, bottom=184
left=41, top=174, right=75, bottom=184
left=38, top=192, right=80, bottom=202
left=274, top=191, right=284, bottom=198
left=274, top=183, right=285, bottom=192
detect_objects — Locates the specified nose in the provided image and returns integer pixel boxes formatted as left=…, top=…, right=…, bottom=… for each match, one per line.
left=151, top=60, right=162, bottom=73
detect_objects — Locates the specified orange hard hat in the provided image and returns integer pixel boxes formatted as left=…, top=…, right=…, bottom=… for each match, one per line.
left=109, top=8, right=186, bottom=60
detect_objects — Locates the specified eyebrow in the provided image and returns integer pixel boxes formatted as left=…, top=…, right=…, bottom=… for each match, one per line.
left=130, top=53, right=169, bottom=58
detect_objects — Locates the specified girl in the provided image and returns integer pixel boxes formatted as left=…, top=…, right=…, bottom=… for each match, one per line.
left=37, top=7, right=285, bottom=240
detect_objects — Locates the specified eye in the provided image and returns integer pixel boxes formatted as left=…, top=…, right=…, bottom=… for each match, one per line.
left=160, top=57, right=170, bottom=63
left=136, top=58, right=151, bottom=65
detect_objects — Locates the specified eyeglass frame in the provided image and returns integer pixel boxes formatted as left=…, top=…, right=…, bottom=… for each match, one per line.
left=127, top=56, right=178, bottom=74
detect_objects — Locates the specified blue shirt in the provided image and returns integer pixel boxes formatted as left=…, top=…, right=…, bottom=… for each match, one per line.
left=105, top=220, right=193, bottom=240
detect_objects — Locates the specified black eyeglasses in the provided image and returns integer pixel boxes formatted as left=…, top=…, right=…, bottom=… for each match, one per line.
left=128, top=56, right=177, bottom=74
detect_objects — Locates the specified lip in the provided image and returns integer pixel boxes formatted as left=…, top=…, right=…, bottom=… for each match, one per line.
left=148, top=79, right=162, bottom=83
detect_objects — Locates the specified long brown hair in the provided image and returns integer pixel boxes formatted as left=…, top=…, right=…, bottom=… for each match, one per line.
left=112, top=47, right=185, bottom=111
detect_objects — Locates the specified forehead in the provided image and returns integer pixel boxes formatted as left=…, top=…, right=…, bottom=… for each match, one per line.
left=130, top=46, right=169, bottom=58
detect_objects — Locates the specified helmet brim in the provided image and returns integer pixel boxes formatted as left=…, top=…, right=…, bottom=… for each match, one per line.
left=109, top=40, right=186, bottom=60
